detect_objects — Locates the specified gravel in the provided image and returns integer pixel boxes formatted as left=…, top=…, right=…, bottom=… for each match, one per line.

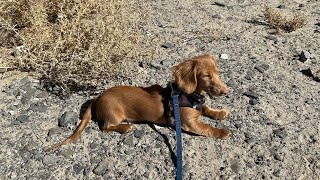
left=1, top=1, right=319, bottom=179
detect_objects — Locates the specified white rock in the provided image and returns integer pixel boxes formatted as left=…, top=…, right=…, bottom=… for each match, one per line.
left=220, top=54, right=229, bottom=60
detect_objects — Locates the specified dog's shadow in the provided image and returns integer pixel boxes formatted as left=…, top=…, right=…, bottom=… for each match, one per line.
left=79, top=99, right=178, bottom=168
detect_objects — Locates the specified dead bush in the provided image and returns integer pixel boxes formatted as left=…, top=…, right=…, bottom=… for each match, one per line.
left=0, top=0, right=150, bottom=94
left=264, top=6, right=307, bottom=32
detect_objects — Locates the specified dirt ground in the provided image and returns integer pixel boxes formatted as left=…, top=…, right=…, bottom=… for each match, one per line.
left=0, top=0, right=319, bottom=179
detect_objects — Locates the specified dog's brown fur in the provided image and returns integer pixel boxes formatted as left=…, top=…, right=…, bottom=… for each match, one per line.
left=46, top=54, right=231, bottom=152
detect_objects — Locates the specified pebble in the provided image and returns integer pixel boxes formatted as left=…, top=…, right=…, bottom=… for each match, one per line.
left=273, top=128, right=287, bottom=139
left=134, top=129, right=145, bottom=138
left=16, top=114, right=29, bottom=123
left=274, top=154, right=283, bottom=161
left=255, top=64, right=269, bottom=73
left=161, top=42, right=174, bottom=49
left=29, top=102, right=48, bottom=112
left=58, top=111, right=78, bottom=127
left=220, top=54, right=229, bottom=60
left=93, top=159, right=109, bottom=176
left=150, top=63, right=162, bottom=70
left=230, top=161, right=241, bottom=173
left=255, top=156, right=264, bottom=165
left=47, top=127, right=62, bottom=136
left=310, top=66, right=320, bottom=82
left=273, top=169, right=281, bottom=177
left=214, top=1, right=226, bottom=7
left=90, top=142, right=99, bottom=149
left=123, top=135, right=134, bottom=146
left=249, top=98, right=258, bottom=105
left=245, top=137, right=257, bottom=145
left=266, top=35, right=278, bottom=41
left=42, top=155, right=60, bottom=166
left=73, top=163, right=84, bottom=174
left=124, top=149, right=135, bottom=155
left=212, top=14, right=223, bottom=19
left=23, top=88, right=37, bottom=98
left=277, top=5, right=286, bottom=9
left=36, top=91, right=49, bottom=98
left=298, top=51, right=312, bottom=62
left=60, top=149, right=75, bottom=158
left=243, top=91, right=259, bottom=99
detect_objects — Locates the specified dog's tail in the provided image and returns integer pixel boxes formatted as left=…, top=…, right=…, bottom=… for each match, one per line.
left=45, top=102, right=93, bottom=152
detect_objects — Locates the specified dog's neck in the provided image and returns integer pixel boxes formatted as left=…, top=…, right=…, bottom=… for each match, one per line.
left=168, top=82, right=205, bottom=104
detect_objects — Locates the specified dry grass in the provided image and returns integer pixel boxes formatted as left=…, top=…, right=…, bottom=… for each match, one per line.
left=264, top=6, right=307, bottom=33
left=0, top=0, right=150, bottom=94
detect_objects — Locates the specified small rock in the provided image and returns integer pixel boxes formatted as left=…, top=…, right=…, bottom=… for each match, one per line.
left=249, top=98, right=258, bottom=105
left=298, top=51, right=312, bottom=62
left=20, top=77, right=30, bottom=84
left=315, top=22, right=320, bottom=27
left=230, top=161, right=241, bottom=173
left=255, top=156, right=264, bottom=165
left=23, top=88, right=37, bottom=98
left=220, top=54, right=229, bottom=60
left=212, top=14, right=223, bottom=19
left=183, top=164, right=191, bottom=173
left=73, top=163, right=84, bottom=174
left=60, top=149, right=75, bottom=158
left=310, top=66, right=320, bottom=82
left=93, top=159, right=109, bottom=176
left=21, top=97, right=30, bottom=105
left=134, top=130, right=145, bottom=138
left=243, top=91, right=259, bottom=99
left=43, top=155, right=60, bottom=166
left=90, top=142, right=99, bottom=149
left=255, top=64, right=269, bottom=73
left=47, top=127, right=62, bottom=136
left=226, top=79, right=236, bottom=87
left=58, top=111, right=78, bottom=127
left=0, top=67, right=7, bottom=73
left=161, top=42, right=174, bottom=49
left=123, top=135, right=134, bottom=146
left=266, top=35, right=278, bottom=41
left=277, top=5, right=286, bottom=9
left=214, top=1, right=226, bottom=7
left=124, top=149, right=135, bottom=155
left=16, top=114, right=29, bottom=123
left=273, top=169, right=281, bottom=177
left=150, top=63, right=161, bottom=70
left=245, top=137, right=257, bottom=145
left=273, top=128, right=287, bottom=139
left=36, top=91, right=49, bottom=98
left=298, top=4, right=304, bottom=7
left=29, top=102, right=48, bottom=112
left=274, top=154, right=283, bottom=161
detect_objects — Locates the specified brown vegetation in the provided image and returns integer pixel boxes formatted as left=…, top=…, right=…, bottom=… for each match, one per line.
left=264, top=6, right=307, bottom=32
left=0, top=0, right=150, bottom=93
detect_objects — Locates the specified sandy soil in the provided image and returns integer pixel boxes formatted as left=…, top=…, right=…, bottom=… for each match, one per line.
left=0, top=0, right=319, bottom=179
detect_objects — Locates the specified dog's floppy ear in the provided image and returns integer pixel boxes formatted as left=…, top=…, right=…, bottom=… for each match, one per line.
left=171, top=59, right=198, bottom=94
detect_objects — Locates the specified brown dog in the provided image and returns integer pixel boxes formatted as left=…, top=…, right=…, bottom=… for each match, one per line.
left=46, top=54, right=231, bottom=152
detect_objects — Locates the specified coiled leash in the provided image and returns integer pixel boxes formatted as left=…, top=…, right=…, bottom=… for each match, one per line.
left=171, top=89, right=183, bottom=180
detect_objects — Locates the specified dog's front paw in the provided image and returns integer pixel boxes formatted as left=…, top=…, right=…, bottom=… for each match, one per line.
left=219, top=129, right=232, bottom=139
left=216, top=109, right=230, bottom=120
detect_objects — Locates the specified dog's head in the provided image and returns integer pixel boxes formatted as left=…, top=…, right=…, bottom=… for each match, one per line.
left=172, top=54, right=228, bottom=97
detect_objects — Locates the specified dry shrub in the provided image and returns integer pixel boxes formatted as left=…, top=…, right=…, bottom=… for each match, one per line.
left=0, top=0, right=149, bottom=93
left=264, top=6, right=307, bottom=32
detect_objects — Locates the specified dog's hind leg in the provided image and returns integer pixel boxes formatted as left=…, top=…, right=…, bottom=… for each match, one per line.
left=102, top=123, right=134, bottom=133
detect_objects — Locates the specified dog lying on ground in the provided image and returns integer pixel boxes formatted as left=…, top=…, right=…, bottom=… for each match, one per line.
left=46, top=54, right=231, bottom=152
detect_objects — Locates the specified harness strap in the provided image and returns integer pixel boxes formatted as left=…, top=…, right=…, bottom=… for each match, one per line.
left=172, top=94, right=183, bottom=180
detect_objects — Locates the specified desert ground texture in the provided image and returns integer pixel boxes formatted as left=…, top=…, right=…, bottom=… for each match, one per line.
left=0, top=0, right=319, bottom=179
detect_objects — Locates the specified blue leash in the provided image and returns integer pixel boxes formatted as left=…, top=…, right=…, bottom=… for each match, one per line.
left=171, top=94, right=183, bottom=180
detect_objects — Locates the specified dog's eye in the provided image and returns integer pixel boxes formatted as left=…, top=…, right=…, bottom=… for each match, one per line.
left=203, top=74, right=211, bottom=78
